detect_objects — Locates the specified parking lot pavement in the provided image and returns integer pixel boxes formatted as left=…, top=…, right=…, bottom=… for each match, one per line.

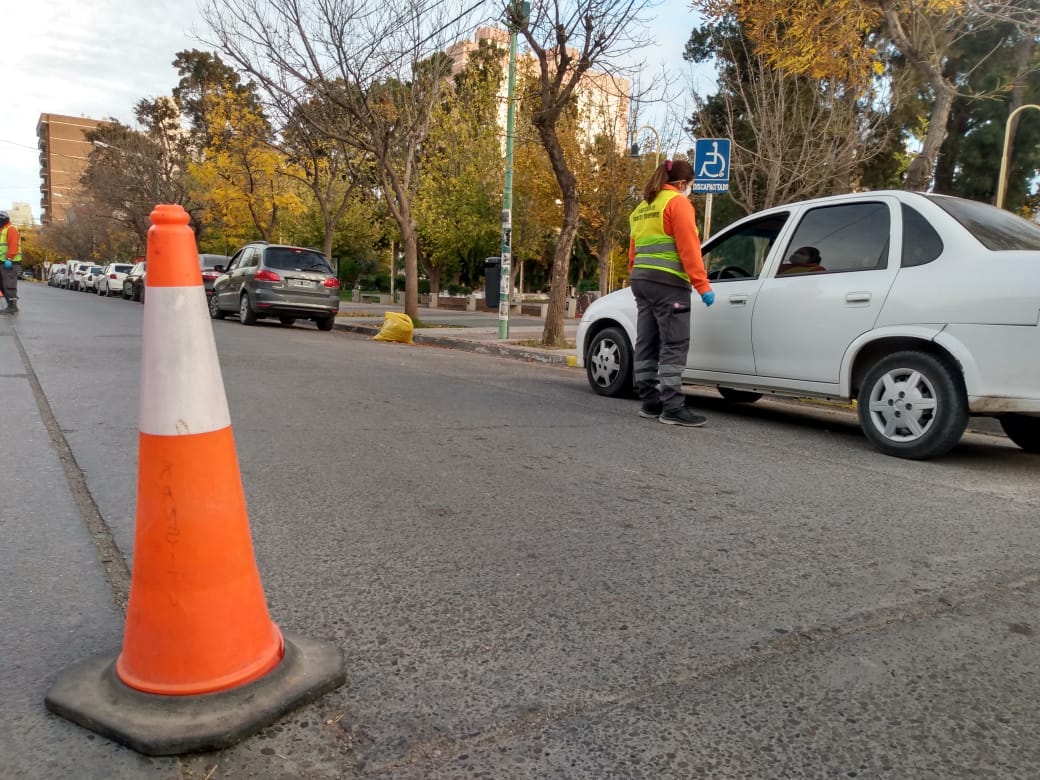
left=334, top=302, right=1007, bottom=439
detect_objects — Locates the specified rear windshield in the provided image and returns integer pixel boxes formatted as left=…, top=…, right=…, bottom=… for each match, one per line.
left=924, top=195, right=1040, bottom=251
left=263, top=247, right=332, bottom=273
left=114, top=265, right=133, bottom=273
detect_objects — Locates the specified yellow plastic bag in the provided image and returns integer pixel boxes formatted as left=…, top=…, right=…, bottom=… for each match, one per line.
left=372, top=311, right=414, bottom=344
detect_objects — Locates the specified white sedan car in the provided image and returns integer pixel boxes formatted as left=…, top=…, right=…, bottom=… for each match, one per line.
left=96, top=263, right=134, bottom=297
left=577, top=190, right=1040, bottom=460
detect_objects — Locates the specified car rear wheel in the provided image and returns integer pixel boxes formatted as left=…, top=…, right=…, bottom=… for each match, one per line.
left=585, top=326, right=634, bottom=398
left=718, top=387, right=762, bottom=403
left=239, top=293, right=258, bottom=325
left=999, top=414, right=1040, bottom=453
left=209, top=292, right=226, bottom=320
left=279, top=316, right=297, bottom=326
left=857, top=350, right=968, bottom=460
left=316, top=315, right=335, bottom=331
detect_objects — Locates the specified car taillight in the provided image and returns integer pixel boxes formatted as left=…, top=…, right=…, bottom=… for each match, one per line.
left=323, top=278, right=340, bottom=289
left=200, top=270, right=219, bottom=280
left=109, top=273, right=117, bottom=279
left=255, top=269, right=281, bottom=282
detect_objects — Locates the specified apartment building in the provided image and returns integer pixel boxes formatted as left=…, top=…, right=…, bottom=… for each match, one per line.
left=447, top=27, right=630, bottom=154
left=7, top=202, right=33, bottom=229
left=36, top=113, right=106, bottom=225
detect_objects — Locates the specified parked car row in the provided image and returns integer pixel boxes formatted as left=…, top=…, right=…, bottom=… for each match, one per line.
left=48, top=260, right=103, bottom=292
left=45, top=244, right=340, bottom=333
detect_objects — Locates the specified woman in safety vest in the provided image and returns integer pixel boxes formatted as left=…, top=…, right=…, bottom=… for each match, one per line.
left=628, top=159, right=714, bottom=427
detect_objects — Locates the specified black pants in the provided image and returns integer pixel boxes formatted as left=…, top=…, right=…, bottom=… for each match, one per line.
left=631, top=278, right=691, bottom=411
left=0, top=262, right=18, bottom=303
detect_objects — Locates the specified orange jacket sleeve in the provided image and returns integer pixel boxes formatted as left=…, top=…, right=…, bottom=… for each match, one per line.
left=5, top=225, right=19, bottom=260
left=662, top=190, right=711, bottom=294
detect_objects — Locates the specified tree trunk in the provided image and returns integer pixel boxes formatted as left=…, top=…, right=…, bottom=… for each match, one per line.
left=904, top=85, right=955, bottom=191
left=535, top=122, right=579, bottom=347
left=401, top=228, right=420, bottom=322
left=597, top=245, right=612, bottom=296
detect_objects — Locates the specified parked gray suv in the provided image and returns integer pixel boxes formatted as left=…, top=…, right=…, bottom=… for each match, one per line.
left=209, top=242, right=340, bottom=331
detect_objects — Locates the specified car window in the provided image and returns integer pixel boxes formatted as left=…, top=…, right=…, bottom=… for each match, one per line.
left=115, top=265, right=133, bottom=273
left=901, top=204, right=944, bottom=268
left=262, top=247, right=333, bottom=273
left=779, top=202, right=891, bottom=276
left=923, top=194, right=1040, bottom=251
left=242, top=248, right=260, bottom=269
left=702, top=213, right=789, bottom=281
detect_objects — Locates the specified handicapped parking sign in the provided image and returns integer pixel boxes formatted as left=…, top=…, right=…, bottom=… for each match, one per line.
left=693, top=138, right=730, bottom=194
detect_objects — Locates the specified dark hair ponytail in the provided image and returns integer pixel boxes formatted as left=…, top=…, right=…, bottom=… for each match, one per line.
left=641, top=159, right=694, bottom=203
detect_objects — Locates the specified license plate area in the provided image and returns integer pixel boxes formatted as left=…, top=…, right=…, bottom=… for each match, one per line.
left=288, top=279, right=316, bottom=289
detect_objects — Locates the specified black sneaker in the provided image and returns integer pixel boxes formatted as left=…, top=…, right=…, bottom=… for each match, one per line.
left=659, top=407, right=707, bottom=427
left=638, top=401, right=663, bottom=419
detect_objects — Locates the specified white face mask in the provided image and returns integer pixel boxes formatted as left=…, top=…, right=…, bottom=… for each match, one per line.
left=682, top=182, right=692, bottom=197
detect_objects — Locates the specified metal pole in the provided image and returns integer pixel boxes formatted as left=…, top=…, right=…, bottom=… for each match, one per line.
left=500, top=2, right=527, bottom=339
left=996, top=104, right=1040, bottom=210
left=702, top=194, right=713, bottom=240
left=389, top=240, right=395, bottom=302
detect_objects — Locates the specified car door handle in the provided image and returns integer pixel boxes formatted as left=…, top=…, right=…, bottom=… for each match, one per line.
left=846, top=292, right=871, bottom=304
left=728, top=294, right=749, bottom=305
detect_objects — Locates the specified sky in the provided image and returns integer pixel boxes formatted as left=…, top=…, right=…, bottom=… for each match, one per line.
left=2, top=0, right=711, bottom=222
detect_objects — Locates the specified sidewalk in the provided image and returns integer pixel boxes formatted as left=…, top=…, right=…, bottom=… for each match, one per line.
left=333, top=300, right=579, bottom=366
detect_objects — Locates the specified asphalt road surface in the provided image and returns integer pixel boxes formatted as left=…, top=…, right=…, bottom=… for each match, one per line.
left=3, top=283, right=1039, bottom=779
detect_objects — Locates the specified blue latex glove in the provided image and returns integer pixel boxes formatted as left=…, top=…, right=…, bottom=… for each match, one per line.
left=3, top=260, right=10, bottom=269
left=700, top=290, right=715, bottom=307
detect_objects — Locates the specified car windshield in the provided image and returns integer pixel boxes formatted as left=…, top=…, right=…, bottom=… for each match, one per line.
left=114, top=265, right=132, bottom=273
left=264, top=247, right=332, bottom=274
left=924, top=195, right=1040, bottom=252
left=199, top=255, right=229, bottom=269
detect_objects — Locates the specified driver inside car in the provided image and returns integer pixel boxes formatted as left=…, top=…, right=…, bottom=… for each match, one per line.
left=777, top=246, right=825, bottom=275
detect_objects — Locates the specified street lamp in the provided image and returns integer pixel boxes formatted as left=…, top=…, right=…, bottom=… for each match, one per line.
left=633, top=125, right=661, bottom=168
left=996, top=104, right=1040, bottom=210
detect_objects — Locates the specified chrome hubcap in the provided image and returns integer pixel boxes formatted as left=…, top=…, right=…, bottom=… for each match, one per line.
left=866, top=368, right=938, bottom=442
left=589, top=339, right=620, bottom=387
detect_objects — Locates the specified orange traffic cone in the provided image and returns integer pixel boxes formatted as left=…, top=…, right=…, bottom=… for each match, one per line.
left=46, top=204, right=345, bottom=755
left=117, top=204, right=283, bottom=694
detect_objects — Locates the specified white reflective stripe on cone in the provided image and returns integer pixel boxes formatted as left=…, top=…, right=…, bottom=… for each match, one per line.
left=139, top=285, right=232, bottom=436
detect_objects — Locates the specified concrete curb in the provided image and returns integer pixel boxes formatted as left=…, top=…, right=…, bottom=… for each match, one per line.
left=334, top=320, right=574, bottom=366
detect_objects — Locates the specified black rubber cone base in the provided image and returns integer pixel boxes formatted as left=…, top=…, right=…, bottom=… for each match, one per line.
left=44, top=632, right=346, bottom=756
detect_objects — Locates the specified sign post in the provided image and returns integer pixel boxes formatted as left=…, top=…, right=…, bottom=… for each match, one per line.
left=692, top=138, right=731, bottom=240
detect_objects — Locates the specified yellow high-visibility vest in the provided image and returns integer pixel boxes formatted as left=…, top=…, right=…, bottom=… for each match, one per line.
left=629, top=190, right=689, bottom=283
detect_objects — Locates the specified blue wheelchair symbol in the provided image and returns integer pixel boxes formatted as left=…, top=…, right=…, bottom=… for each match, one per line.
left=695, top=139, right=730, bottom=180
